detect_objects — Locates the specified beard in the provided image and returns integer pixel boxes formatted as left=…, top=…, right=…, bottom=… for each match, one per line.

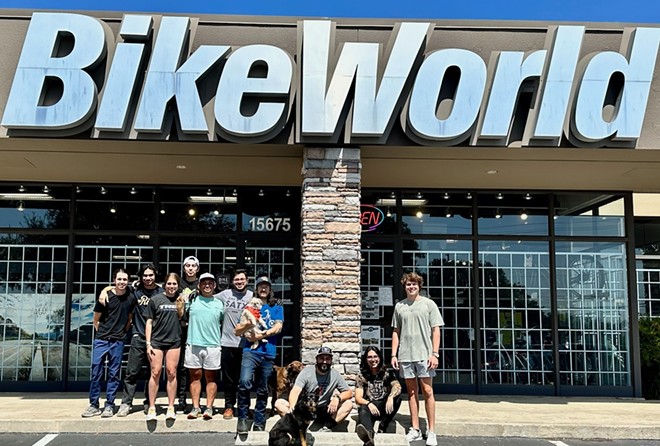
left=316, top=363, right=330, bottom=373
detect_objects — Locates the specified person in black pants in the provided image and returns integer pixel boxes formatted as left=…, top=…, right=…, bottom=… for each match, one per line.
left=176, top=255, right=200, bottom=413
left=218, top=269, right=253, bottom=419
left=115, top=264, right=164, bottom=417
left=355, top=346, right=403, bottom=446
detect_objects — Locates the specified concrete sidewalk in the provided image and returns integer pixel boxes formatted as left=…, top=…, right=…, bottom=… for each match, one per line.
left=1, top=393, right=660, bottom=440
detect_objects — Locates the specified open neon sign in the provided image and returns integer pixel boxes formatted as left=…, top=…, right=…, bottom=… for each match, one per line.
left=360, top=205, right=385, bottom=232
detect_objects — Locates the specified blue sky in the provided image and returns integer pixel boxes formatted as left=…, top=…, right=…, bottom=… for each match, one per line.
left=0, top=0, right=659, bottom=24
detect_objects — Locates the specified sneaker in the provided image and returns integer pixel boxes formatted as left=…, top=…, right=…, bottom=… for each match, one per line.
left=116, top=404, right=131, bottom=417
left=237, top=418, right=250, bottom=434
left=319, top=426, right=332, bottom=433
left=175, top=401, right=187, bottom=414
left=143, top=403, right=149, bottom=415
left=356, top=424, right=374, bottom=446
left=425, top=430, right=437, bottom=446
left=406, top=427, right=423, bottom=442
left=101, top=406, right=114, bottom=418
left=146, top=406, right=157, bottom=421
left=166, top=406, right=176, bottom=420
left=187, top=407, right=202, bottom=419
left=203, top=407, right=213, bottom=420
left=377, top=422, right=389, bottom=434
left=222, top=407, right=234, bottom=419
left=81, top=405, right=101, bottom=418
left=253, top=424, right=265, bottom=431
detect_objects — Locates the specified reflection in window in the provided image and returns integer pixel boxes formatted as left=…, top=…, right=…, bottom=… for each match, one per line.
left=554, top=194, right=625, bottom=237
left=0, top=242, right=68, bottom=381
left=479, top=242, right=553, bottom=386
left=555, top=242, right=629, bottom=386
left=404, top=240, right=474, bottom=385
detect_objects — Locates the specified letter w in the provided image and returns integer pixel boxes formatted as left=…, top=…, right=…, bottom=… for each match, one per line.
left=300, top=20, right=433, bottom=142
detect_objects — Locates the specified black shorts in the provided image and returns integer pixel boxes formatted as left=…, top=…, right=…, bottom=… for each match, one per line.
left=152, top=340, right=181, bottom=350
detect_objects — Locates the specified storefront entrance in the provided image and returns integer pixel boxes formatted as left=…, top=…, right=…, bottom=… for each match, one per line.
left=360, top=190, right=635, bottom=396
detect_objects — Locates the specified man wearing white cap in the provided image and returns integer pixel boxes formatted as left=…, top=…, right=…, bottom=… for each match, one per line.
left=185, top=272, right=224, bottom=419
left=175, top=255, right=200, bottom=413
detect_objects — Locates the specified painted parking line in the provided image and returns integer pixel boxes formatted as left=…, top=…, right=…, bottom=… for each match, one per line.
left=32, top=433, right=58, bottom=446
left=548, top=441, right=571, bottom=446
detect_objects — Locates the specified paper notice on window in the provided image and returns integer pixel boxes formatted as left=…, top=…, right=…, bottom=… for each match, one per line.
left=361, top=325, right=381, bottom=347
left=379, top=286, right=393, bottom=306
left=361, top=290, right=379, bottom=319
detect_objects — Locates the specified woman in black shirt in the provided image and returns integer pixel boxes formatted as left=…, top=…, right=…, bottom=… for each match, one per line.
left=355, top=346, right=402, bottom=446
left=145, top=272, right=185, bottom=421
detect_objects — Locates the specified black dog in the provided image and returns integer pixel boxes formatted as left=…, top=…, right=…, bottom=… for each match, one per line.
left=268, top=391, right=318, bottom=446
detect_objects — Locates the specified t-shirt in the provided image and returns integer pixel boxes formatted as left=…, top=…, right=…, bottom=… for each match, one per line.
left=240, top=303, right=283, bottom=359
left=94, top=289, right=136, bottom=341
left=217, top=288, right=253, bottom=348
left=179, top=277, right=199, bottom=333
left=146, top=292, right=182, bottom=346
left=391, top=295, right=445, bottom=362
left=187, top=295, right=224, bottom=347
left=357, top=369, right=400, bottom=402
left=294, top=366, right=349, bottom=407
left=131, top=285, right=164, bottom=337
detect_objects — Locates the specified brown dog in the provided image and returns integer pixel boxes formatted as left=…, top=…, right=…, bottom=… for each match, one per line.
left=269, top=360, right=304, bottom=416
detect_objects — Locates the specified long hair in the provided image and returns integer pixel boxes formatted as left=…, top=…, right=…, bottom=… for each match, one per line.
left=360, top=346, right=387, bottom=379
left=163, top=272, right=185, bottom=319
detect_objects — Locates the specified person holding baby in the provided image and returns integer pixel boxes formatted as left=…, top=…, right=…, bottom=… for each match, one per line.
left=185, top=272, right=224, bottom=420
left=235, top=276, right=283, bottom=433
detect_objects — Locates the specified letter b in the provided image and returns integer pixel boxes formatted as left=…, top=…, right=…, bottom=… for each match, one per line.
left=2, top=13, right=109, bottom=130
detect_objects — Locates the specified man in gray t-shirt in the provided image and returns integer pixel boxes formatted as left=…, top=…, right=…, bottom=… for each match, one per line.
left=391, top=272, right=444, bottom=446
left=216, top=269, right=253, bottom=419
left=285, top=346, right=353, bottom=431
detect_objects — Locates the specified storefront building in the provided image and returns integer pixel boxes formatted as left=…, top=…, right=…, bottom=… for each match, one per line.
left=0, top=10, right=659, bottom=398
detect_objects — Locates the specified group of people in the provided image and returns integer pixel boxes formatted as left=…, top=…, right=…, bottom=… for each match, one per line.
left=82, top=257, right=283, bottom=431
left=83, top=265, right=443, bottom=446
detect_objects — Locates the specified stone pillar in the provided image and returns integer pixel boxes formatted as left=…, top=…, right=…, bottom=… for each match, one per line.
left=300, top=147, right=361, bottom=383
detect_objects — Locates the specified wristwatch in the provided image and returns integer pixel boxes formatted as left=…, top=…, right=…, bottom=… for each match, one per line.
left=432, top=352, right=440, bottom=358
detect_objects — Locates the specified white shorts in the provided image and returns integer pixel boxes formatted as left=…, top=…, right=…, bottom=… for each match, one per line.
left=184, top=345, right=222, bottom=370
left=400, top=360, right=436, bottom=379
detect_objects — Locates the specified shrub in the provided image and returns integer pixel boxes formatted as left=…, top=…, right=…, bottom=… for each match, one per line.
left=639, top=317, right=660, bottom=399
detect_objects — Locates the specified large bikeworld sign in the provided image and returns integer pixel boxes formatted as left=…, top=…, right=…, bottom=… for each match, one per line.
left=2, top=13, right=660, bottom=147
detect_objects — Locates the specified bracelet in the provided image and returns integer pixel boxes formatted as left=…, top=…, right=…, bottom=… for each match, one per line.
left=146, top=342, right=152, bottom=346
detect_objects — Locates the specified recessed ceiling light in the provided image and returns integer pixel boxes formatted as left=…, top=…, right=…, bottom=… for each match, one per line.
left=176, top=165, right=187, bottom=169
left=486, top=170, right=498, bottom=175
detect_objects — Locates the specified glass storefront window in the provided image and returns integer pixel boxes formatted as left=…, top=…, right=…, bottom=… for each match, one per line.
left=241, top=188, right=299, bottom=235
left=361, top=190, right=398, bottom=235
left=0, top=235, right=69, bottom=382
left=0, top=184, right=70, bottom=230
left=479, top=241, right=553, bottom=386
left=160, top=187, right=238, bottom=232
left=404, top=240, right=474, bottom=385
left=400, top=191, right=472, bottom=235
left=555, top=241, right=629, bottom=387
left=478, top=192, right=549, bottom=236
left=75, top=185, right=155, bottom=231
left=554, top=194, right=625, bottom=237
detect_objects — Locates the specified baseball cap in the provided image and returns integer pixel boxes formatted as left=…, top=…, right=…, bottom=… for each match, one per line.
left=316, top=346, right=333, bottom=357
left=255, top=276, right=271, bottom=287
left=183, top=256, right=199, bottom=267
left=199, top=272, right=216, bottom=282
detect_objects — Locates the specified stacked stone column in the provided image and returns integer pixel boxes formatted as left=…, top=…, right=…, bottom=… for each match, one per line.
left=300, top=147, right=361, bottom=384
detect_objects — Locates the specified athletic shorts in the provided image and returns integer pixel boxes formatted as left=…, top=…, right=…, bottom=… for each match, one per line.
left=399, top=360, right=436, bottom=379
left=184, top=344, right=222, bottom=370
left=152, top=340, right=181, bottom=350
